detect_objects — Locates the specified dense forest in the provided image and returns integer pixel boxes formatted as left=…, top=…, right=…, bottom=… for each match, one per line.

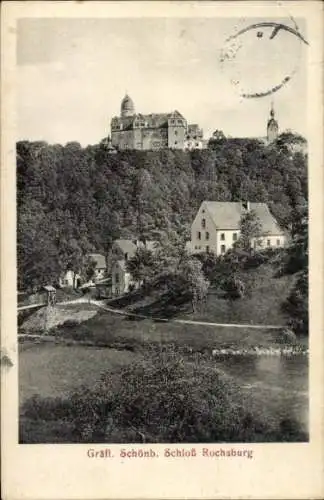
left=17, top=132, right=307, bottom=291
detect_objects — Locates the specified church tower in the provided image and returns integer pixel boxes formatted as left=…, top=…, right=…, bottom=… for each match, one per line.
left=267, top=102, right=279, bottom=143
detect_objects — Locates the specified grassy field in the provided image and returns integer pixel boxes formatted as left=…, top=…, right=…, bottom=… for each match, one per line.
left=108, top=264, right=295, bottom=326
left=19, top=343, right=141, bottom=404
left=52, top=309, right=292, bottom=351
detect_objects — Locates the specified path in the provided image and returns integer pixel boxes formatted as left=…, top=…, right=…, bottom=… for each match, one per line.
left=18, top=297, right=285, bottom=330
left=18, top=303, right=46, bottom=311
left=91, top=300, right=285, bottom=330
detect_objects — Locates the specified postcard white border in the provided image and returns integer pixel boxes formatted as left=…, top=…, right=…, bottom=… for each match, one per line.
left=1, top=2, right=323, bottom=499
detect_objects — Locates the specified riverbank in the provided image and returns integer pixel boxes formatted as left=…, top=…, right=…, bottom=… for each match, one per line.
left=19, top=333, right=308, bottom=357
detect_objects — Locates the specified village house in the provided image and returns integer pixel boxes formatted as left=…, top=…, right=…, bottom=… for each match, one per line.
left=59, top=253, right=106, bottom=289
left=109, top=239, right=157, bottom=296
left=190, top=201, right=286, bottom=256
left=59, top=269, right=81, bottom=289
left=87, top=253, right=107, bottom=282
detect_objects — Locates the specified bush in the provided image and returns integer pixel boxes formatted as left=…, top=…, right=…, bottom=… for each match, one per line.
left=276, top=328, right=297, bottom=345
left=221, top=276, right=245, bottom=299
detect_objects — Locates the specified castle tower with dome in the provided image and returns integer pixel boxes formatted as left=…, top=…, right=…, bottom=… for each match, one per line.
left=110, top=94, right=205, bottom=151
left=120, top=94, right=135, bottom=117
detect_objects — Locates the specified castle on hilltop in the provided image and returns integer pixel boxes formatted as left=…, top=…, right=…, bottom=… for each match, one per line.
left=106, top=94, right=280, bottom=151
left=110, top=94, right=206, bottom=151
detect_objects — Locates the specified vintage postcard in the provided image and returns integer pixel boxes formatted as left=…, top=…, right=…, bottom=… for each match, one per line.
left=1, top=1, right=323, bottom=499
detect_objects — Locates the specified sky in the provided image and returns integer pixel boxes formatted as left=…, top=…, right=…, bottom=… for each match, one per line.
left=17, top=17, right=307, bottom=146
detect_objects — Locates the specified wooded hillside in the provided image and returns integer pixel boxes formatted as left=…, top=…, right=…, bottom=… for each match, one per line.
left=17, top=134, right=307, bottom=290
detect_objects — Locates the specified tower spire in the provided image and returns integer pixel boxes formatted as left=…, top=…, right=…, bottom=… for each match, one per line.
left=267, top=99, right=278, bottom=143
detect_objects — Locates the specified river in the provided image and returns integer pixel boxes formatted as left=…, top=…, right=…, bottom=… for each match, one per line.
left=215, top=354, right=308, bottom=432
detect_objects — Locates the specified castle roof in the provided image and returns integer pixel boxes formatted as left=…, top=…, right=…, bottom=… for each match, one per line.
left=202, top=201, right=284, bottom=235
left=111, top=110, right=186, bottom=129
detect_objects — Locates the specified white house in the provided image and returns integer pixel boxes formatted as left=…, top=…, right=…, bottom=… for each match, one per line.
left=111, top=260, right=136, bottom=296
left=59, top=269, right=81, bottom=288
left=190, top=201, right=286, bottom=256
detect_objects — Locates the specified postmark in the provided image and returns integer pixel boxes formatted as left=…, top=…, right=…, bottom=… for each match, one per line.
left=220, top=18, right=308, bottom=98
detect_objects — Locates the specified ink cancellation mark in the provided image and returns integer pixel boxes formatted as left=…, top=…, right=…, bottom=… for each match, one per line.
left=220, top=19, right=308, bottom=99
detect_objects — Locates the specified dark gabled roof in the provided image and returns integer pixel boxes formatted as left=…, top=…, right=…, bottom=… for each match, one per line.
left=203, top=201, right=284, bottom=235
left=113, top=239, right=138, bottom=259
left=113, top=239, right=158, bottom=259
left=88, top=253, right=106, bottom=269
left=111, top=110, right=186, bottom=130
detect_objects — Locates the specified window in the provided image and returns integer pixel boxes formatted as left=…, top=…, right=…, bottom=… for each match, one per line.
left=174, top=130, right=178, bottom=136
left=206, top=232, right=210, bottom=240
left=202, top=209, right=205, bottom=213
left=220, top=233, right=225, bottom=241
left=233, top=233, right=238, bottom=241
left=276, top=239, right=281, bottom=246
left=267, top=239, right=271, bottom=247
left=124, top=253, right=128, bottom=260
left=174, top=141, right=178, bottom=145
left=197, top=231, right=201, bottom=240
left=115, top=274, right=120, bottom=284
left=221, top=244, right=226, bottom=254
left=206, top=246, right=210, bottom=253
left=202, top=218, right=206, bottom=228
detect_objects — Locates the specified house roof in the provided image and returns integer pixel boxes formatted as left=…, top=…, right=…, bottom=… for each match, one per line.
left=43, top=285, right=56, bottom=292
left=203, top=201, right=284, bottom=235
left=113, top=239, right=138, bottom=259
left=88, top=253, right=106, bottom=269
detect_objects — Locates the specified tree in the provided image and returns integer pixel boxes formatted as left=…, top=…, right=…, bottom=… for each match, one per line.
left=282, top=203, right=308, bottom=335
left=126, top=247, right=156, bottom=285
left=283, top=269, right=308, bottom=335
left=234, top=209, right=263, bottom=252
left=178, top=257, right=209, bottom=312
left=84, top=257, right=97, bottom=282
left=208, top=130, right=226, bottom=148
left=285, top=203, right=308, bottom=274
